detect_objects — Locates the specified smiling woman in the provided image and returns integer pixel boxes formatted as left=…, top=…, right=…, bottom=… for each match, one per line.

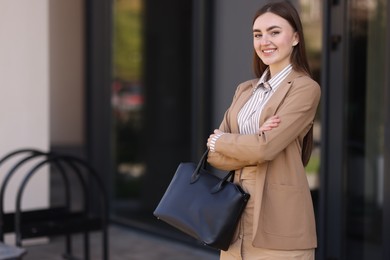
left=207, top=1, right=320, bottom=259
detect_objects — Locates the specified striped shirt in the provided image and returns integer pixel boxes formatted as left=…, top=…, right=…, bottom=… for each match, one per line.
left=237, top=64, right=292, bottom=134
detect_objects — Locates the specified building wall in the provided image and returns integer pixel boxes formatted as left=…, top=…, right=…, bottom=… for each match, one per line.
left=211, top=0, right=263, bottom=126
left=0, top=1, right=49, bottom=213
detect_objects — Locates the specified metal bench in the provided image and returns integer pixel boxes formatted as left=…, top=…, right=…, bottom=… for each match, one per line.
left=0, top=149, right=108, bottom=260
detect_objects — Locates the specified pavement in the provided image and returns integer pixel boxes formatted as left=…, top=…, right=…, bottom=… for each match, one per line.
left=21, top=224, right=220, bottom=260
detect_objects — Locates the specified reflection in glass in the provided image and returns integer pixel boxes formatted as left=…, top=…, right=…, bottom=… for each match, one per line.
left=111, top=0, right=145, bottom=216
left=299, top=0, right=322, bottom=192
left=345, top=0, right=385, bottom=259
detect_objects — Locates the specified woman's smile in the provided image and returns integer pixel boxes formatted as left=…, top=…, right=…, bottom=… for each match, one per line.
left=262, top=48, right=276, bottom=54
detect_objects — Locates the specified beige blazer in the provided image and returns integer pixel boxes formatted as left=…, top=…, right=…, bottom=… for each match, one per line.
left=207, top=70, right=321, bottom=250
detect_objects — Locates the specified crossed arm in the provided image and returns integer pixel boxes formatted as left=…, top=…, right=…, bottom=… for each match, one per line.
left=206, top=115, right=281, bottom=148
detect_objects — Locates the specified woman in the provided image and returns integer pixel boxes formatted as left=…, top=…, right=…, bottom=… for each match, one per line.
left=207, top=1, right=320, bottom=259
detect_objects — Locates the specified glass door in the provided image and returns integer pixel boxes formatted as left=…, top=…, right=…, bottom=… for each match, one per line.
left=344, top=0, right=386, bottom=259
left=110, top=0, right=193, bottom=237
left=111, top=0, right=145, bottom=219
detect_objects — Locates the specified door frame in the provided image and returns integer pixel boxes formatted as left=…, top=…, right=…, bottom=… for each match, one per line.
left=318, top=0, right=347, bottom=259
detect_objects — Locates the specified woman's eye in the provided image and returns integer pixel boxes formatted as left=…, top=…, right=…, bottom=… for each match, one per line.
left=254, top=34, right=262, bottom=38
left=271, top=31, right=280, bottom=36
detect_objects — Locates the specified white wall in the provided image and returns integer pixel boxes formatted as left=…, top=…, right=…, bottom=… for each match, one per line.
left=0, top=0, right=49, bottom=213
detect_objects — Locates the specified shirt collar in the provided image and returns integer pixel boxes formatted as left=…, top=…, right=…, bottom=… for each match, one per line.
left=253, top=64, right=293, bottom=92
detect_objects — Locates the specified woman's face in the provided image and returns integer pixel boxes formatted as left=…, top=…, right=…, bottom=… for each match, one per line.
left=253, top=12, right=298, bottom=75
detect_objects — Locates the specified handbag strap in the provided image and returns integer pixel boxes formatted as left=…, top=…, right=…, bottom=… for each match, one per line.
left=191, top=149, right=209, bottom=183
left=191, top=150, right=235, bottom=194
left=211, top=171, right=234, bottom=193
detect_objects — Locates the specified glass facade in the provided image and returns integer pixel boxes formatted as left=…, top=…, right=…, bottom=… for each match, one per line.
left=111, top=0, right=146, bottom=222
left=345, top=0, right=386, bottom=259
left=110, top=0, right=194, bottom=242
left=300, top=0, right=323, bottom=216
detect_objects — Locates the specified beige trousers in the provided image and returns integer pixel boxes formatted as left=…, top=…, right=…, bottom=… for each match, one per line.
left=220, top=169, right=315, bottom=260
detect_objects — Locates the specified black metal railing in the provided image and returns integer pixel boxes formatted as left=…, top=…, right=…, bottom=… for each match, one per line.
left=0, top=148, right=109, bottom=260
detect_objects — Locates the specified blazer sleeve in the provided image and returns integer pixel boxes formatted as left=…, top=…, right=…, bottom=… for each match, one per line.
left=210, top=77, right=321, bottom=166
left=207, top=83, right=254, bottom=171
left=218, top=83, right=241, bottom=133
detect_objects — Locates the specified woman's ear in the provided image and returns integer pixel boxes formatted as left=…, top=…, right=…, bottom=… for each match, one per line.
left=292, top=32, right=299, bottom=46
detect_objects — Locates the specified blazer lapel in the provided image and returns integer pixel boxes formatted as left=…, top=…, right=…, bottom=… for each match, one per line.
left=259, top=70, right=304, bottom=125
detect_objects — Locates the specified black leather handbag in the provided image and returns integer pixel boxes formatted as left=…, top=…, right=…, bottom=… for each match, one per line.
left=153, top=150, right=250, bottom=251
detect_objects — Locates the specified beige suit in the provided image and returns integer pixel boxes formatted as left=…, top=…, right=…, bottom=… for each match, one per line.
left=208, top=70, right=320, bottom=251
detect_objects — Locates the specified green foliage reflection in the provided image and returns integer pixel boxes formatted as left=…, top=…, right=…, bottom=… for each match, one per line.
left=113, top=0, right=143, bottom=82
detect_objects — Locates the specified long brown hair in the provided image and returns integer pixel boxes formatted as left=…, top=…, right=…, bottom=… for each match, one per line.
left=252, top=1, right=313, bottom=166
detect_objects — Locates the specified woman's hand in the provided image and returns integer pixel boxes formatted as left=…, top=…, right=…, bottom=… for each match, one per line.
left=259, top=115, right=281, bottom=132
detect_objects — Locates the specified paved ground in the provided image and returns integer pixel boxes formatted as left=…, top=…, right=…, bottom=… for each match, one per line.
left=21, top=225, right=220, bottom=260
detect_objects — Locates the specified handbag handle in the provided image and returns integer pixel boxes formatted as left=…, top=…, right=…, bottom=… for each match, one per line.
left=190, top=150, right=234, bottom=194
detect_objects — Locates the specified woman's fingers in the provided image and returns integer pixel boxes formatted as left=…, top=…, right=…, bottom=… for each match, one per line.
left=260, top=115, right=281, bottom=132
left=214, top=129, right=224, bottom=135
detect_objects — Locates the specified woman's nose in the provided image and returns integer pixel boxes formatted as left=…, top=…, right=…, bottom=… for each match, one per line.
left=260, top=35, right=270, bottom=45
